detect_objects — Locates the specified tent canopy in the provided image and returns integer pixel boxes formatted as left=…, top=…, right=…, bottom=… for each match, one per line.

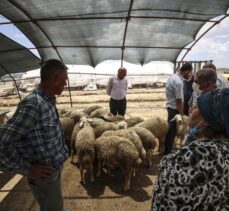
left=0, top=0, right=229, bottom=69
left=0, top=33, right=41, bottom=77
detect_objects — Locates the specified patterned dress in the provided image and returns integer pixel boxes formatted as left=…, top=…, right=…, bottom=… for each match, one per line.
left=151, top=140, right=229, bottom=211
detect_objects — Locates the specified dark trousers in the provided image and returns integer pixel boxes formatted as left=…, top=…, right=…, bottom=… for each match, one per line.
left=164, top=107, right=179, bottom=155
left=109, top=98, right=126, bottom=116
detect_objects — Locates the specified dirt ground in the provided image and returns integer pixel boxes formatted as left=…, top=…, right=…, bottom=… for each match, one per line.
left=0, top=87, right=167, bottom=211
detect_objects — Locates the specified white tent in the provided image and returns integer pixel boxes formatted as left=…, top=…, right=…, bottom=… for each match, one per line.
left=21, top=61, right=173, bottom=88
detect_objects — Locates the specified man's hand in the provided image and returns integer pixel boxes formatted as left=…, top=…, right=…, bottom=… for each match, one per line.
left=25, top=164, right=54, bottom=181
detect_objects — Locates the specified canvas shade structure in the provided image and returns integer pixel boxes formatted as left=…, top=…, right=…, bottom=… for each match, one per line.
left=0, top=0, right=228, bottom=68
left=0, top=33, right=40, bottom=78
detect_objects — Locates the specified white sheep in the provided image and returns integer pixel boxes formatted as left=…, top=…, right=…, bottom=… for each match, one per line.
left=58, top=108, right=86, bottom=122
left=135, top=117, right=169, bottom=154
left=82, top=105, right=102, bottom=115
left=0, top=111, right=9, bottom=125
left=129, top=126, right=156, bottom=167
left=88, top=118, right=118, bottom=138
left=71, top=117, right=96, bottom=184
left=101, top=114, right=125, bottom=122
left=95, top=135, right=142, bottom=191
left=102, top=129, right=146, bottom=160
left=125, top=116, right=144, bottom=127
left=116, top=121, right=128, bottom=129
left=171, top=114, right=189, bottom=147
left=90, top=108, right=107, bottom=118
left=59, top=117, right=75, bottom=155
left=0, top=108, right=16, bottom=125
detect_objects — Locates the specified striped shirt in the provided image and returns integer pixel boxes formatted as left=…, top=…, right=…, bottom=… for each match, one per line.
left=106, top=76, right=128, bottom=100
left=0, top=87, right=68, bottom=175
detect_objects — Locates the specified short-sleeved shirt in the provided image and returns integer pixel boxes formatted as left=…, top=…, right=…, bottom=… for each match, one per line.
left=166, top=74, right=184, bottom=109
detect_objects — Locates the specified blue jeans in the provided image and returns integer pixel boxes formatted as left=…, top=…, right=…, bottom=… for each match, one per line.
left=28, top=167, right=64, bottom=211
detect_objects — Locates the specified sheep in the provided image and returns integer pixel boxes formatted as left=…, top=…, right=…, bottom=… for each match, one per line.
left=125, top=116, right=144, bottom=127
left=59, top=108, right=86, bottom=122
left=0, top=111, right=9, bottom=125
left=0, top=108, right=16, bottom=125
left=90, top=108, right=107, bottom=118
left=135, top=117, right=169, bottom=154
left=95, top=135, right=142, bottom=191
left=59, top=117, right=75, bottom=155
left=129, top=126, right=156, bottom=167
left=117, top=121, right=128, bottom=129
left=88, top=118, right=118, bottom=138
left=101, top=114, right=125, bottom=122
left=170, top=114, right=189, bottom=147
left=70, top=122, right=81, bottom=149
left=101, top=129, right=146, bottom=160
left=71, top=117, right=96, bottom=184
left=82, top=105, right=102, bottom=115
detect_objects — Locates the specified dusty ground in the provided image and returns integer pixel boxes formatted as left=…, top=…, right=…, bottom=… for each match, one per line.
left=0, top=87, right=167, bottom=211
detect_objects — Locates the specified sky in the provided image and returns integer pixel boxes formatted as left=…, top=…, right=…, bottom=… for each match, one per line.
left=1, top=11, right=229, bottom=75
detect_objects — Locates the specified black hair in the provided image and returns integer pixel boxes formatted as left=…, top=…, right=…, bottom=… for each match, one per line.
left=180, top=63, right=193, bottom=72
left=40, top=59, right=68, bottom=82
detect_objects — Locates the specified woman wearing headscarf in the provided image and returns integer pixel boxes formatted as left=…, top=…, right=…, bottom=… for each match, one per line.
left=151, top=88, right=229, bottom=211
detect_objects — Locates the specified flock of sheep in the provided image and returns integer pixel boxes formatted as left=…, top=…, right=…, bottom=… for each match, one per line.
left=58, top=105, right=188, bottom=191
left=0, top=105, right=189, bottom=191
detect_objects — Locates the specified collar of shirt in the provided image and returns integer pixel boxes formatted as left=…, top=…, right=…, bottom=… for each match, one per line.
left=36, top=86, right=56, bottom=104
left=178, top=73, right=185, bottom=82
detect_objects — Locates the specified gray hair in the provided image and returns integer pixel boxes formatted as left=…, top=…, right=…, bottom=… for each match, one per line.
left=40, top=59, right=68, bottom=82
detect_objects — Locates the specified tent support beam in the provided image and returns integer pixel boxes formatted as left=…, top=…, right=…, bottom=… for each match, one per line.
left=0, top=45, right=188, bottom=54
left=0, top=63, right=21, bottom=100
left=180, top=13, right=229, bottom=62
left=121, top=0, right=134, bottom=67
left=7, top=0, right=73, bottom=107
left=0, top=16, right=218, bottom=25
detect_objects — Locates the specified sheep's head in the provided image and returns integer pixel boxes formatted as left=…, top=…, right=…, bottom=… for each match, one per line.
left=79, top=116, right=88, bottom=128
left=170, top=114, right=183, bottom=125
left=117, top=121, right=128, bottom=129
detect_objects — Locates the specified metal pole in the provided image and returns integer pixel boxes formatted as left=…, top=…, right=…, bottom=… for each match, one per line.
left=0, top=64, right=21, bottom=100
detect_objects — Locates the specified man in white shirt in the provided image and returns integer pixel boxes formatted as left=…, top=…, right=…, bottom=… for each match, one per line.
left=189, top=62, right=229, bottom=112
left=164, top=63, right=193, bottom=155
left=106, top=67, right=128, bottom=116
left=203, top=62, right=229, bottom=89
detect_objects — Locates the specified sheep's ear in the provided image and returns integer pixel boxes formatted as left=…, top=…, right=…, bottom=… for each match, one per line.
left=87, top=118, right=93, bottom=123
left=170, top=117, right=176, bottom=122
left=79, top=121, right=84, bottom=128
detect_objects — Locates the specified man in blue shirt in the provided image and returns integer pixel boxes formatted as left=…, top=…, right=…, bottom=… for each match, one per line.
left=164, top=63, right=193, bottom=155
left=0, top=59, right=69, bottom=211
